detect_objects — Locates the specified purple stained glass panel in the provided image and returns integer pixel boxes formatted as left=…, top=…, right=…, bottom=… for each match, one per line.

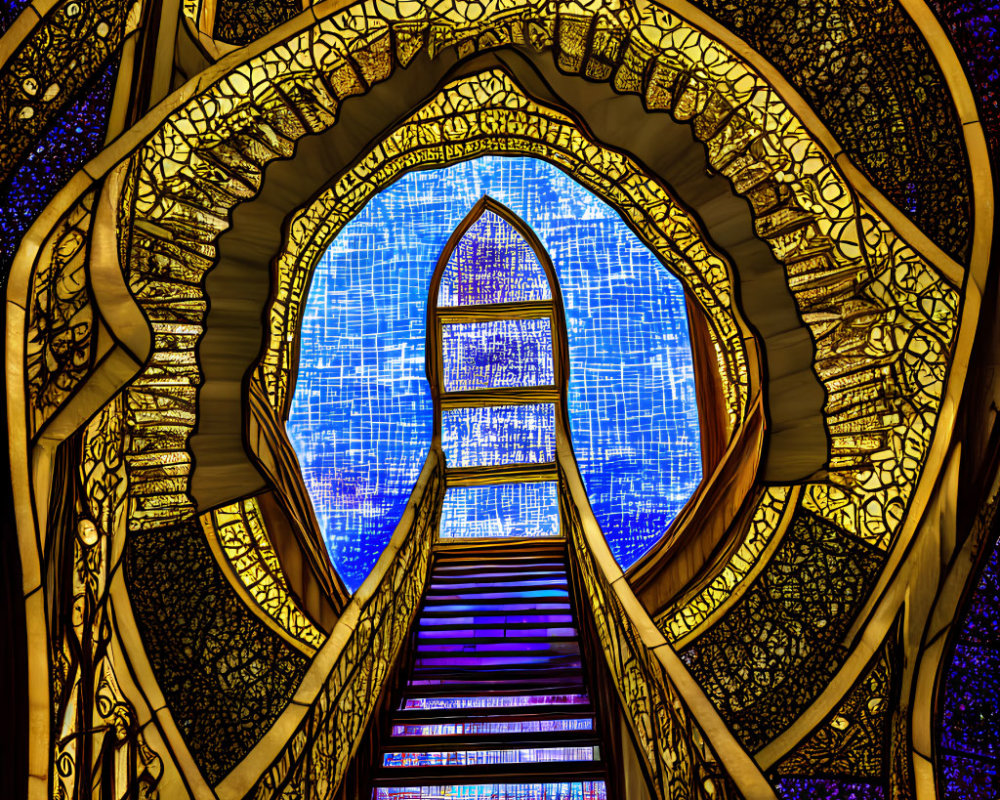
left=442, top=318, right=554, bottom=392
left=442, top=404, right=555, bottom=467
left=438, top=209, right=551, bottom=306
left=416, top=627, right=578, bottom=640
left=383, top=748, right=597, bottom=767
left=401, top=695, right=589, bottom=710
left=418, top=614, right=573, bottom=627
left=938, top=530, right=1000, bottom=797
left=773, top=778, right=884, bottom=800
left=373, top=783, right=607, bottom=800
left=422, top=592, right=568, bottom=605
left=391, top=719, right=594, bottom=737
left=421, top=602, right=569, bottom=614
left=413, top=655, right=580, bottom=668
left=430, top=577, right=567, bottom=591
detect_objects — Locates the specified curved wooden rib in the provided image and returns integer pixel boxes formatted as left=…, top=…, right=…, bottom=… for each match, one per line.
left=628, top=391, right=765, bottom=616
left=247, top=378, right=350, bottom=625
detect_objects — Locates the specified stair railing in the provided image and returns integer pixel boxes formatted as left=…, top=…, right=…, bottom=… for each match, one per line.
left=215, top=449, right=445, bottom=800
left=559, top=453, right=778, bottom=800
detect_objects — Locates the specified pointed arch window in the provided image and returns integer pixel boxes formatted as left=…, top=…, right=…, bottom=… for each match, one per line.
left=429, top=197, right=566, bottom=539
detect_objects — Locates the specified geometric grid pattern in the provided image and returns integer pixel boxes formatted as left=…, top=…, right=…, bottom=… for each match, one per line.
left=438, top=482, right=560, bottom=539
left=441, top=404, right=556, bottom=468
left=438, top=209, right=551, bottom=306
left=442, top=318, right=554, bottom=392
left=289, top=156, right=701, bottom=578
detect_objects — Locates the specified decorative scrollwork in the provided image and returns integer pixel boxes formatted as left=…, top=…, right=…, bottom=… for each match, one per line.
left=562, top=470, right=737, bottom=800
left=205, top=496, right=326, bottom=650
left=26, top=193, right=96, bottom=437
left=656, top=486, right=792, bottom=643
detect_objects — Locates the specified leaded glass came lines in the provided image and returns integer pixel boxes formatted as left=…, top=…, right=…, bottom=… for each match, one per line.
left=288, top=157, right=702, bottom=575
left=442, top=318, right=555, bottom=392
left=439, top=482, right=560, bottom=539
left=442, top=404, right=556, bottom=468
left=439, top=210, right=552, bottom=306
left=286, top=195, right=434, bottom=591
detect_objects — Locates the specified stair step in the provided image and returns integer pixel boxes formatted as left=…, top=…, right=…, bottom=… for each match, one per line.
left=399, top=693, right=590, bottom=711
left=415, top=635, right=580, bottom=647
left=429, top=573, right=567, bottom=586
left=385, top=730, right=600, bottom=750
left=424, top=588, right=569, bottom=601
left=373, top=760, right=606, bottom=784
left=392, top=705, right=593, bottom=724
left=405, top=677, right=587, bottom=695
left=413, top=652, right=581, bottom=668
left=414, top=642, right=580, bottom=653
left=373, top=782, right=607, bottom=800
left=372, top=549, right=605, bottom=793
left=416, top=625, right=578, bottom=639
left=380, top=745, right=600, bottom=768
left=410, top=662, right=583, bottom=680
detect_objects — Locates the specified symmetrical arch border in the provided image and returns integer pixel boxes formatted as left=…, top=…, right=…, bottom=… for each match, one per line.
left=2, top=0, right=993, bottom=796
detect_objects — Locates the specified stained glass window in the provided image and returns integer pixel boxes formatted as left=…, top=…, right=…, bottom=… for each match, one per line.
left=438, top=209, right=552, bottom=306
left=441, top=405, right=556, bottom=468
left=937, top=531, right=1000, bottom=798
left=441, top=318, right=555, bottom=392
left=290, top=156, right=701, bottom=576
left=438, top=483, right=560, bottom=539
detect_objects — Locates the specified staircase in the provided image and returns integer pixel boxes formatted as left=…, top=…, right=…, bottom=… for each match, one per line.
left=372, top=543, right=609, bottom=800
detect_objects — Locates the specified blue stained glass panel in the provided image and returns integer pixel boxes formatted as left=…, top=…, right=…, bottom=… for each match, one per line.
left=374, top=783, right=607, bottom=800
left=439, top=483, right=560, bottom=539
left=0, top=0, right=33, bottom=29
left=291, top=156, right=701, bottom=585
left=438, top=209, right=551, bottom=306
left=442, top=318, right=554, bottom=392
left=938, top=530, right=1000, bottom=798
left=1, top=58, right=118, bottom=276
left=442, top=404, right=555, bottom=467
left=287, top=192, right=434, bottom=591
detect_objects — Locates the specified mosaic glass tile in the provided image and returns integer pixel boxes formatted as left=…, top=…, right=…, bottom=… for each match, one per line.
left=438, top=209, right=551, bottom=306
left=438, top=482, right=560, bottom=539
left=373, top=783, right=607, bottom=800
left=0, top=59, right=117, bottom=276
left=938, top=530, right=1000, bottom=798
left=291, top=157, right=700, bottom=586
left=383, top=748, right=597, bottom=767
left=442, top=404, right=555, bottom=467
left=391, top=719, right=593, bottom=736
left=442, top=318, right=554, bottom=392
left=773, top=778, right=885, bottom=799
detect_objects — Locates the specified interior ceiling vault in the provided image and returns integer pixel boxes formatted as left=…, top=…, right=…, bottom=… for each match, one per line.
left=195, top=50, right=828, bottom=512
